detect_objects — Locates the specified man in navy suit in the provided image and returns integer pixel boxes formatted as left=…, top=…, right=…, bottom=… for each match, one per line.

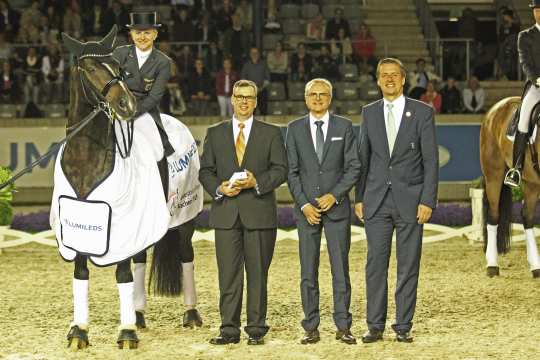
left=286, top=78, right=361, bottom=345
left=355, top=58, right=438, bottom=343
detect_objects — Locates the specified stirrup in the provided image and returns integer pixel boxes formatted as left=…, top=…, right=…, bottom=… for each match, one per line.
left=504, top=168, right=522, bottom=187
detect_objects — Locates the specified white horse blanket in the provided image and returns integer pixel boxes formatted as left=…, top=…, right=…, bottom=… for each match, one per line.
left=50, top=113, right=203, bottom=266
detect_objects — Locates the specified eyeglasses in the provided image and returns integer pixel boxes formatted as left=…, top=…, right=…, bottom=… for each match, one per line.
left=307, top=92, right=331, bottom=99
left=234, top=94, right=257, bottom=102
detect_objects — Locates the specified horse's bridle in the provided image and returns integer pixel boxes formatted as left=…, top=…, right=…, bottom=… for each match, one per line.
left=77, top=55, right=124, bottom=109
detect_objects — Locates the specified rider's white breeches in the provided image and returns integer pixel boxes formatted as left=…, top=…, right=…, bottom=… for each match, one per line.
left=518, top=85, right=540, bottom=133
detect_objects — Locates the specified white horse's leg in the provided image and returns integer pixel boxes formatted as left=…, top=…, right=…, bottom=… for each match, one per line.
left=182, top=262, right=197, bottom=308
left=486, top=224, right=499, bottom=267
left=524, top=228, right=540, bottom=271
left=133, top=263, right=147, bottom=312
left=117, top=282, right=136, bottom=327
left=72, top=278, right=89, bottom=327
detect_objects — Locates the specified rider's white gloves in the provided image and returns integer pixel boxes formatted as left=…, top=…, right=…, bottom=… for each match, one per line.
left=536, top=77, right=540, bottom=87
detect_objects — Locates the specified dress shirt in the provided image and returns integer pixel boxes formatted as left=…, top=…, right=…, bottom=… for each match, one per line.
left=135, top=47, right=152, bottom=69
left=309, top=111, right=329, bottom=151
left=383, top=95, right=405, bottom=135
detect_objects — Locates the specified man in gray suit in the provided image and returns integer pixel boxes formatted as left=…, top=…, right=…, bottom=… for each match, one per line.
left=355, top=58, right=438, bottom=343
left=286, top=78, right=361, bottom=345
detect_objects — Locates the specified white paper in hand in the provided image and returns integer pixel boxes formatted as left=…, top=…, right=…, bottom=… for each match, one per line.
left=228, top=171, right=247, bottom=188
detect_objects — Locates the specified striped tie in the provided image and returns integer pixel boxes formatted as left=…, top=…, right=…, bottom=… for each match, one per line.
left=236, top=122, right=246, bottom=165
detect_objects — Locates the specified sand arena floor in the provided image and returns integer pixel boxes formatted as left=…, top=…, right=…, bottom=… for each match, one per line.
left=0, top=236, right=539, bottom=359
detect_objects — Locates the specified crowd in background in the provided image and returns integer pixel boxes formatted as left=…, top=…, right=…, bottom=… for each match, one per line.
left=0, top=0, right=524, bottom=116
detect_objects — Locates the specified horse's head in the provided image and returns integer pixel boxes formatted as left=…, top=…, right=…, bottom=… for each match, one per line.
left=62, top=26, right=136, bottom=121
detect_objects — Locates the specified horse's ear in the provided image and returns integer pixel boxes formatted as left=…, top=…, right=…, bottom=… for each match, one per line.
left=100, top=25, right=117, bottom=51
left=61, top=32, right=84, bottom=57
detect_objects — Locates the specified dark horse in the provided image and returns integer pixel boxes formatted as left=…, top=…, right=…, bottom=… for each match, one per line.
left=58, top=27, right=182, bottom=350
left=480, top=96, right=540, bottom=278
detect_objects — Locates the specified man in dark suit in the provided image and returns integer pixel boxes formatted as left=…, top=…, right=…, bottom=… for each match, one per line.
left=504, top=0, right=540, bottom=188
left=113, top=12, right=203, bottom=329
left=355, top=58, right=438, bottom=343
left=199, top=79, right=288, bottom=345
left=286, top=78, right=361, bottom=345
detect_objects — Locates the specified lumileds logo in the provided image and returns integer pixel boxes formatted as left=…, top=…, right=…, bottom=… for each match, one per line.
left=63, top=218, right=103, bottom=231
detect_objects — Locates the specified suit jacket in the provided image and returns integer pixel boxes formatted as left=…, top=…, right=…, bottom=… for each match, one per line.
left=199, top=119, right=288, bottom=230
left=355, top=97, right=438, bottom=223
left=287, top=114, right=361, bottom=221
left=518, top=25, right=540, bottom=84
left=113, top=45, right=171, bottom=118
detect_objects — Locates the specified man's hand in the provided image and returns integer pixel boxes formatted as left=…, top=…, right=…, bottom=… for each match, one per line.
left=316, top=194, right=337, bottom=212
left=302, top=204, right=321, bottom=225
left=354, top=202, right=363, bottom=221
left=417, top=204, right=433, bottom=224
left=234, top=170, right=257, bottom=190
left=219, top=181, right=241, bottom=197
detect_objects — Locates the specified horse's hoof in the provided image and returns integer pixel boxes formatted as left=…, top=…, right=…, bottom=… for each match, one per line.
left=135, top=311, right=146, bottom=329
left=117, top=329, right=139, bottom=350
left=532, top=269, right=540, bottom=278
left=183, top=309, right=203, bottom=328
left=67, top=325, right=89, bottom=350
left=487, top=266, right=500, bottom=277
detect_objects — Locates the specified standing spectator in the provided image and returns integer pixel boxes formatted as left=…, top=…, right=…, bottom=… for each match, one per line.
left=215, top=57, right=238, bottom=117
left=267, top=41, right=288, bottom=92
left=0, top=60, right=19, bottom=103
left=420, top=80, right=442, bottom=114
left=458, top=7, right=477, bottom=40
left=215, top=0, right=235, bottom=32
left=0, top=0, right=20, bottom=41
left=102, top=1, right=129, bottom=33
left=189, top=58, right=213, bottom=115
left=408, top=58, right=440, bottom=100
left=195, top=12, right=218, bottom=43
left=235, top=0, right=252, bottom=30
left=204, top=40, right=223, bottom=77
left=20, top=0, right=41, bottom=30
left=41, top=44, right=64, bottom=103
left=291, top=42, right=313, bottom=82
left=22, top=47, right=42, bottom=106
left=45, top=5, right=63, bottom=32
left=83, top=1, right=107, bottom=37
left=352, top=22, right=377, bottom=72
left=326, top=8, right=350, bottom=40
left=463, top=76, right=485, bottom=113
left=440, top=77, right=462, bottom=114
left=497, top=9, right=520, bottom=80
left=241, top=47, right=271, bottom=115
left=223, top=13, right=250, bottom=71
left=176, top=44, right=195, bottom=90
left=0, top=32, right=12, bottom=62
left=173, top=7, right=197, bottom=42
left=313, top=44, right=339, bottom=80
left=194, top=0, right=215, bottom=18
left=63, top=2, right=82, bottom=38
left=306, top=13, right=326, bottom=41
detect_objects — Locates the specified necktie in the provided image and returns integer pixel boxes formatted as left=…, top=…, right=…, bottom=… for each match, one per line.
left=236, top=122, right=246, bottom=165
left=386, top=103, right=397, bottom=154
left=471, top=92, right=477, bottom=109
left=315, top=120, right=324, bottom=163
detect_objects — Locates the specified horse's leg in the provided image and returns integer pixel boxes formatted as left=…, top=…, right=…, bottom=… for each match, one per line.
left=521, top=181, right=540, bottom=277
left=67, top=254, right=90, bottom=349
left=132, top=250, right=147, bottom=329
left=178, top=220, right=203, bottom=328
left=115, top=259, right=138, bottom=349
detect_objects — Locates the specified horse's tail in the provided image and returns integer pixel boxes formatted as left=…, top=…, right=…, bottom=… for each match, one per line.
left=149, top=229, right=183, bottom=296
left=482, top=179, right=512, bottom=254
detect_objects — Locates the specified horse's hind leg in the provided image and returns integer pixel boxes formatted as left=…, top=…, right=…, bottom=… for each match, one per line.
left=132, top=250, right=147, bottom=329
left=67, top=254, right=90, bottom=349
left=521, top=181, right=540, bottom=277
left=115, top=259, right=139, bottom=349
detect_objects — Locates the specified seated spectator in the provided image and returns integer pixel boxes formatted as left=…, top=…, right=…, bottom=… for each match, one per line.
left=497, top=9, right=519, bottom=80
left=267, top=41, right=288, bottom=91
left=188, top=58, right=213, bottom=115
left=22, top=47, right=42, bottom=106
left=352, top=22, right=377, bottom=72
left=241, top=46, right=270, bottom=115
left=215, top=0, right=235, bottom=32
left=463, top=76, right=485, bottom=113
left=420, top=80, right=442, bottom=114
left=264, top=0, right=281, bottom=32
left=0, top=60, right=19, bottom=103
left=0, top=0, right=20, bottom=41
left=236, top=0, right=252, bottom=29
left=408, top=57, right=440, bottom=100
left=313, top=44, right=339, bottom=80
left=326, top=7, right=350, bottom=40
left=215, top=57, right=238, bottom=117
left=176, top=45, right=195, bottom=90
left=20, top=0, right=41, bottom=30
left=41, top=44, right=64, bottom=103
left=331, top=27, right=353, bottom=64
left=291, top=42, right=313, bottom=82
left=440, top=77, right=462, bottom=114
left=204, top=41, right=223, bottom=78
left=173, top=7, right=197, bottom=42
left=195, top=12, right=218, bottom=43
left=63, top=2, right=82, bottom=38
left=223, top=12, right=250, bottom=71
left=306, top=13, right=326, bottom=41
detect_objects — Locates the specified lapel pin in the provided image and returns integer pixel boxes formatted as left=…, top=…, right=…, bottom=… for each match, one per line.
left=405, top=111, right=411, bottom=117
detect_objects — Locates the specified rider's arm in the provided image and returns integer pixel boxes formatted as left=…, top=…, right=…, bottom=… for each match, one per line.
left=135, top=56, right=171, bottom=117
left=518, top=30, right=539, bottom=84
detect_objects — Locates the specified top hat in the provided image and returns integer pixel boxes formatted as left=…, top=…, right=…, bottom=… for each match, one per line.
left=126, top=12, right=162, bottom=30
left=530, top=0, right=540, bottom=8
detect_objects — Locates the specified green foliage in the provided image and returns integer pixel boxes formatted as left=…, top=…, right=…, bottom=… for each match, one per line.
left=0, top=200, right=12, bottom=226
left=0, top=167, right=14, bottom=226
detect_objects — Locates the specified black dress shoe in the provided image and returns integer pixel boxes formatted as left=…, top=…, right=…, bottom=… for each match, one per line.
left=336, top=329, right=357, bottom=345
left=300, top=329, right=320, bottom=344
left=209, top=335, right=240, bottom=345
left=396, top=331, right=413, bottom=343
left=361, top=329, right=383, bottom=343
left=135, top=311, right=146, bottom=329
left=247, top=336, right=265, bottom=345
left=183, top=309, right=203, bottom=328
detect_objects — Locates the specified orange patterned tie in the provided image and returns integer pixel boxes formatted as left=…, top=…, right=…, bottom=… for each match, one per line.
left=236, top=122, right=246, bottom=165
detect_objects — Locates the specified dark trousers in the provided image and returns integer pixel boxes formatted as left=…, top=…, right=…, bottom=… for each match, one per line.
left=215, top=217, right=276, bottom=338
left=297, top=214, right=352, bottom=331
left=364, top=190, right=423, bottom=333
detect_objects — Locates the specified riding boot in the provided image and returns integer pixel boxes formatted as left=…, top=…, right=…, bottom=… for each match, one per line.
left=504, top=131, right=528, bottom=187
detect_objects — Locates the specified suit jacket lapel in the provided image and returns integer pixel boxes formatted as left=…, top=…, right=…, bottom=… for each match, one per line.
left=241, top=118, right=259, bottom=168
left=139, top=49, right=157, bottom=74
left=376, top=100, right=391, bottom=160
left=223, top=120, right=239, bottom=168
left=127, top=46, right=143, bottom=89
left=321, top=114, right=338, bottom=164
left=303, top=115, right=320, bottom=164
left=391, top=97, right=414, bottom=158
